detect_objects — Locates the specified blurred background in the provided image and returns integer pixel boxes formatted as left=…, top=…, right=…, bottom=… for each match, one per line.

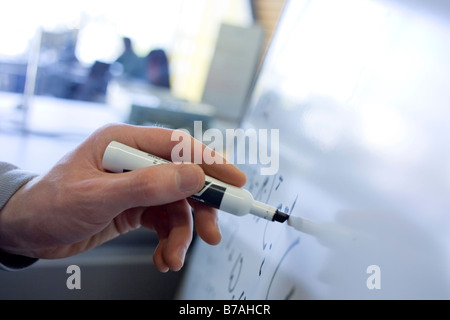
left=0, top=0, right=286, bottom=299
left=3, top=0, right=450, bottom=301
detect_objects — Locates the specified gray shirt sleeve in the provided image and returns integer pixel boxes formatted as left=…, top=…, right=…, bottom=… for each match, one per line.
left=0, top=162, right=38, bottom=210
left=0, top=162, right=39, bottom=271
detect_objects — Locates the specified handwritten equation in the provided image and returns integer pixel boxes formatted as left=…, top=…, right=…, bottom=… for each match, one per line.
left=214, top=165, right=301, bottom=300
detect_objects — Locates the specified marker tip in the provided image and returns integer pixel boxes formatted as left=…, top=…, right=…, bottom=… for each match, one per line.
left=287, top=216, right=303, bottom=231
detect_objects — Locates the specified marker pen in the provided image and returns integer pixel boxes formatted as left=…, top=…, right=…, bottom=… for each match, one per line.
left=102, top=141, right=289, bottom=223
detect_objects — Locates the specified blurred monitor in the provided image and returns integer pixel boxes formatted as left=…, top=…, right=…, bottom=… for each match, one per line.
left=201, top=23, right=265, bottom=125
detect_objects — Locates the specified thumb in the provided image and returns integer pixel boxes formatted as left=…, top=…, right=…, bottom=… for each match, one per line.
left=102, top=163, right=205, bottom=211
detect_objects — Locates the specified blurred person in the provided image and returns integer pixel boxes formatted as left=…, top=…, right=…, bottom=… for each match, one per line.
left=75, top=60, right=111, bottom=102
left=115, top=37, right=145, bottom=79
left=0, top=123, right=246, bottom=272
left=145, top=49, right=171, bottom=89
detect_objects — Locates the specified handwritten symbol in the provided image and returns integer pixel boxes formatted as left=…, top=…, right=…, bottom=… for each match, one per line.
left=289, top=194, right=299, bottom=215
left=265, top=175, right=278, bottom=203
left=262, top=221, right=273, bottom=250
left=228, top=253, right=243, bottom=293
left=265, top=237, right=301, bottom=300
left=275, top=175, right=284, bottom=191
left=285, top=286, right=296, bottom=300
left=254, top=176, right=269, bottom=201
left=259, top=258, right=265, bottom=276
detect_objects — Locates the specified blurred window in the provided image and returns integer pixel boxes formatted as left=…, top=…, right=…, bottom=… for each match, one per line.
left=0, top=0, right=252, bottom=101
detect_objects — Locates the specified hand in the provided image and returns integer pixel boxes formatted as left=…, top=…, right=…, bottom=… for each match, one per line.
left=0, top=123, right=246, bottom=272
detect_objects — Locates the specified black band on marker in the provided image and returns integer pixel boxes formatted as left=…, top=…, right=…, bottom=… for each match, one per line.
left=273, top=210, right=290, bottom=223
left=190, top=182, right=226, bottom=209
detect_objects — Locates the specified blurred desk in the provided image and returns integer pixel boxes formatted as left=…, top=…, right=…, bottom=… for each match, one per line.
left=0, top=229, right=183, bottom=300
left=0, top=92, right=124, bottom=173
left=107, top=80, right=215, bottom=134
left=0, top=60, right=27, bottom=93
left=0, top=91, right=183, bottom=299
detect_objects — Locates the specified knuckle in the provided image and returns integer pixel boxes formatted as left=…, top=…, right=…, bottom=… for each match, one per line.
left=131, top=167, right=178, bottom=205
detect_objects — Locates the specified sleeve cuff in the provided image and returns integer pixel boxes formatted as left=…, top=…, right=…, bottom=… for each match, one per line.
left=0, top=162, right=40, bottom=271
left=0, top=162, right=38, bottom=211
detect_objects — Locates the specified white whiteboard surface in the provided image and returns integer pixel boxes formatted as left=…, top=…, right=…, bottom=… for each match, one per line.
left=177, top=0, right=450, bottom=299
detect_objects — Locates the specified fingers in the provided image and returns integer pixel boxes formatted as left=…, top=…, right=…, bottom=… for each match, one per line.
left=189, top=200, right=222, bottom=246
left=141, top=201, right=193, bottom=272
left=154, top=204, right=221, bottom=273
left=89, top=124, right=246, bottom=272
left=140, top=201, right=222, bottom=273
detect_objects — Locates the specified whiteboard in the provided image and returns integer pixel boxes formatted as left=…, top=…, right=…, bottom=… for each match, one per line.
left=177, top=0, right=450, bottom=299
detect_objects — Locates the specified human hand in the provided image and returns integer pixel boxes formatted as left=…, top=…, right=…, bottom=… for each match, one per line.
left=0, top=124, right=246, bottom=272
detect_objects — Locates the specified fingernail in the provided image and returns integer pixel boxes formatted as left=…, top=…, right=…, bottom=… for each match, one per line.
left=212, top=220, right=222, bottom=245
left=216, top=220, right=222, bottom=240
left=178, top=246, right=187, bottom=266
left=176, top=165, right=202, bottom=193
